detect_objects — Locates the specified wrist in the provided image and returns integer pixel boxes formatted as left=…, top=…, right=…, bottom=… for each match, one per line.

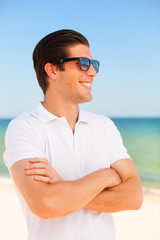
left=104, top=168, right=121, bottom=188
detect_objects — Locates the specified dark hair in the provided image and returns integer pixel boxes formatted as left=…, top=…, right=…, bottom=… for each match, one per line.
left=32, top=29, right=89, bottom=94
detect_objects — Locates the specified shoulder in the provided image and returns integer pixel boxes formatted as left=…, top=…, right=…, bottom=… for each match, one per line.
left=80, top=109, right=121, bottom=140
left=5, top=109, right=45, bottom=141
left=4, top=109, right=46, bottom=169
left=8, top=109, right=40, bottom=127
left=7, top=109, right=43, bottom=130
left=80, top=108, right=116, bottom=129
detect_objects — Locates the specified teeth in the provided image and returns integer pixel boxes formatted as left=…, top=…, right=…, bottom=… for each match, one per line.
left=81, top=83, right=91, bottom=88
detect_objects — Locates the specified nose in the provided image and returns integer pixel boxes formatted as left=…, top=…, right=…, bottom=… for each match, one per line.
left=86, top=63, right=97, bottom=77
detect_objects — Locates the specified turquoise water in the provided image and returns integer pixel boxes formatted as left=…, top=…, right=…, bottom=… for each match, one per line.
left=0, top=118, right=160, bottom=187
left=112, top=118, right=160, bottom=186
left=0, top=119, right=11, bottom=176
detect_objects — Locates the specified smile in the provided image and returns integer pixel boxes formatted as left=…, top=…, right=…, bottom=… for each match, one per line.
left=80, top=82, right=92, bottom=90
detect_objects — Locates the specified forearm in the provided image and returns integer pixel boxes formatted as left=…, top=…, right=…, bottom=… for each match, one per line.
left=14, top=158, right=121, bottom=218
left=28, top=168, right=120, bottom=218
left=41, top=169, right=107, bottom=218
left=84, top=178, right=143, bottom=213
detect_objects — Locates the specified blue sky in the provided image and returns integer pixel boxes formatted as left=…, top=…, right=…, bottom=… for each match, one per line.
left=0, top=0, right=160, bottom=117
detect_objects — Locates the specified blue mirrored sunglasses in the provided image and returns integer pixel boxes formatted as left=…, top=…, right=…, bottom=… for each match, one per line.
left=51, top=57, right=100, bottom=73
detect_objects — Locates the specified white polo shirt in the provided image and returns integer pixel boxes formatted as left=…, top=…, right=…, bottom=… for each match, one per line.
left=4, top=102, right=130, bottom=240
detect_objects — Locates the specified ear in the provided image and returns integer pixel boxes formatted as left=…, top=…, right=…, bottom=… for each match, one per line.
left=44, top=63, right=58, bottom=80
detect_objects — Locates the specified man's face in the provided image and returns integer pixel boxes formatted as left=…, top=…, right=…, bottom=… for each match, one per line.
left=56, top=44, right=97, bottom=104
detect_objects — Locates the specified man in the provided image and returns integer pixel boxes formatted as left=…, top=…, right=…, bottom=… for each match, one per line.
left=4, top=29, right=143, bottom=240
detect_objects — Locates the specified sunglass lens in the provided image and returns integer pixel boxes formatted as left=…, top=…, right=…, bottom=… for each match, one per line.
left=80, top=58, right=90, bottom=71
left=92, top=60, right=99, bottom=73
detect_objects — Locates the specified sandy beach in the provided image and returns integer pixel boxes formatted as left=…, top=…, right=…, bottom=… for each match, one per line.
left=0, top=181, right=160, bottom=240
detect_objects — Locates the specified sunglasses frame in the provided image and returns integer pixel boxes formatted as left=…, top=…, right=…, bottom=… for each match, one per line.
left=50, top=57, right=100, bottom=73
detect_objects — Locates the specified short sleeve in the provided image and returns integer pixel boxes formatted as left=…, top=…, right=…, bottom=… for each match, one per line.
left=3, top=118, right=46, bottom=169
left=105, top=118, right=131, bottom=165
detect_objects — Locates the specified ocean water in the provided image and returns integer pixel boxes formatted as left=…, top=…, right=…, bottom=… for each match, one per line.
left=112, top=117, right=160, bottom=187
left=0, top=119, right=11, bottom=176
left=0, top=117, right=160, bottom=187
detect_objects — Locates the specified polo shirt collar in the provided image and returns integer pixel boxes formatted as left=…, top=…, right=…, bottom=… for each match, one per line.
left=78, top=107, right=89, bottom=124
left=34, top=102, right=59, bottom=123
left=34, top=102, right=89, bottom=124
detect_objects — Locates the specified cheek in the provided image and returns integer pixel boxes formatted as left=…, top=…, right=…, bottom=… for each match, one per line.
left=58, top=68, right=83, bottom=89
left=58, top=77, right=76, bottom=94
left=63, top=74, right=79, bottom=89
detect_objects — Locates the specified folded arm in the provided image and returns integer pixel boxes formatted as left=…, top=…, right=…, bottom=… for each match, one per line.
left=85, top=158, right=143, bottom=212
left=10, top=158, right=121, bottom=219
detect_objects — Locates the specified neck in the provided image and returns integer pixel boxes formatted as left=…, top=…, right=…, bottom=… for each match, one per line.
left=42, top=94, right=79, bottom=133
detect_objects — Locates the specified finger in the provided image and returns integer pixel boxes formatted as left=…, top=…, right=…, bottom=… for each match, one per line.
left=25, top=162, right=48, bottom=170
left=33, top=176, right=54, bottom=184
left=25, top=168, right=48, bottom=176
left=29, top=158, right=49, bottom=164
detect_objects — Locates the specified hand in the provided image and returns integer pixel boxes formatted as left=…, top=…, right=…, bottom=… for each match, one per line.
left=105, top=168, right=121, bottom=188
left=25, top=158, right=62, bottom=183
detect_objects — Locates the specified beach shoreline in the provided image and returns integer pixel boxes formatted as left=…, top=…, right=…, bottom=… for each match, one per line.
left=0, top=180, right=160, bottom=240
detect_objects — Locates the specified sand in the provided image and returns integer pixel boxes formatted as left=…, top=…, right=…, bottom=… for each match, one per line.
left=0, top=181, right=160, bottom=240
left=113, top=192, right=160, bottom=240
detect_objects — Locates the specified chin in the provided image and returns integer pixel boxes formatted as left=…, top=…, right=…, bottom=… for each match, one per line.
left=79, top=95, right=93, bottom=104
